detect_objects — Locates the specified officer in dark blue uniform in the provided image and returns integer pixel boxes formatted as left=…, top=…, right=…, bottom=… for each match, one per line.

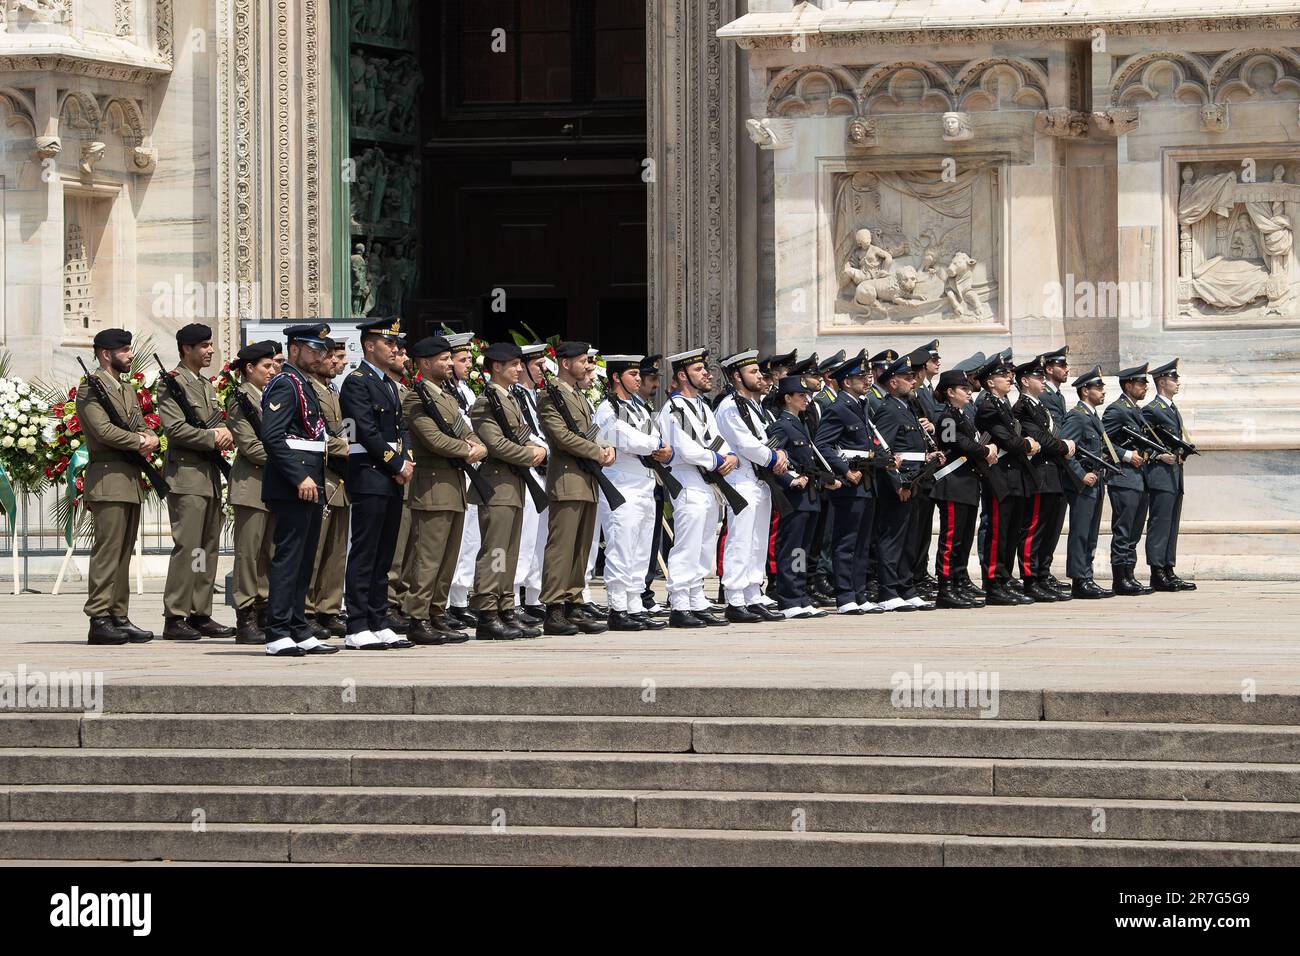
left=766, top=376, right=834, bottom=619
left=907, top=338, right=943, bottom=596
left=1038, top=345, right=1072, bottom=593
left=813, top=350, right=882, bottom=614
left=1102, top=362, right=1153, bottom=597
left=340, top=317, right=416, bottom=650
left=872, top=350, right=942, bottom=612
left=261, top=323, right=341, bottom=657
left=1060, top=365, right=1117, bottom=599
left=1143, top=358, right=1196, bottom=592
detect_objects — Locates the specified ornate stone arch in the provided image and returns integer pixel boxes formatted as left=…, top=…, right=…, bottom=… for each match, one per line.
left=859, top=60, right=955, bottom=113
left=766, top=64, right=859, bottom=115
left=1209, top=48, right=1300, bottom=103
left=953, top=57, right=1049, bottom=111
left=0, top=87, right=37, bottom=136
left=57, top=90, right=104, bottom=135
left=103, top=96, right=147, bottom=146
left=1109, top=52, right=1211, bottom=106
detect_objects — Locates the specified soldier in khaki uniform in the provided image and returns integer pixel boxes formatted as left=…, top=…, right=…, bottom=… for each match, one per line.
left=157, top=323, right=236, bottom=640
left=400, top=335, right=486, bottom=644
left=76, top=328, right=158, bottom=645
left=468, top=342, right=547, bottom=640
left=225, top=340, right=277, bottom=645
left=306, top=339, right=350, bottom=635
left=538, top=340, right=616, bottom=636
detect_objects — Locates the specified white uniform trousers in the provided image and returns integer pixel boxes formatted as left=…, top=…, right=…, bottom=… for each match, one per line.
left=449, top=502, right=479, bottom=608
left=581, top=511, right=601, bottom=604
left=514, top=494, right=545, bottom=603
left=598, top=488, right=656, bottom=612
left=722, top=479, right=771, bottom=607
left=666, top=480, right=721, bottom=611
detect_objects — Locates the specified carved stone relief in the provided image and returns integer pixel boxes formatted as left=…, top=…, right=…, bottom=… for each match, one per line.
left=829, top=166, right=1000, bottom=328
left=1177, top=159, right=1299, bottom=319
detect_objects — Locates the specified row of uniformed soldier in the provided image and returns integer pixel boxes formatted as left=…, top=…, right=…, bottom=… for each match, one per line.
left=75, top=322, right=1197, bottom=648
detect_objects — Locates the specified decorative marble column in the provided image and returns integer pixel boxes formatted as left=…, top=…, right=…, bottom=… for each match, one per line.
left=646, top=0, right=742, bottom=363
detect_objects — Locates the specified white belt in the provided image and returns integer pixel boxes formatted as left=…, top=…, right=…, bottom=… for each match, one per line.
left=897, top=452, right=926, bottom=462
left=348, top=441, right=399, bottom=455
left=286, top=439, right=326, bottom=452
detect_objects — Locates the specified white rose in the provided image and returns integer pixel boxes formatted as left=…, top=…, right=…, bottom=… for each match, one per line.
left=70, top=438, right=80, bottom=449
left=17, top=383, right=30, bottom=396
left=16, top=414, right=27, bottom=425
left=18, top=399, right=30, bottom=412
left=1, top=436, right=12, bottom=448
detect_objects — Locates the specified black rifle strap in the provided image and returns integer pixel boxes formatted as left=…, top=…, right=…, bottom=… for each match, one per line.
left=233, top=387, right=263, bottom=439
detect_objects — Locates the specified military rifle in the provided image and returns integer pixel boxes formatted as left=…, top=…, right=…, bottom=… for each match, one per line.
left=413, top=380, right=496, bottom=503
left=483, top=385, right=550, bottom=511
left=541, top=379, right=626, bottom=511
left=153, top=356, right=232, bottom=481
left=76, top=358, right=170, bottom=497
left=605, top=392, right=683, bottom=499
left=1154, top=425, right=1198, bottom=458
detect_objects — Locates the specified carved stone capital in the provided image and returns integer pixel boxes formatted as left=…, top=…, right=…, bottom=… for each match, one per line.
left=131, top=144, right=158, bottom=175
left=34, top=135, right=61, bottom=160
left=1092, top=108, right=1139, bottom=137
left=941, top=111, right=973, bottom=142
left=846, top=115, right=878, bottom=149
left=1037, top=108, right=1089, bottom=138
left=1200, top=103, right=1229, bottom=133
left=745, top=117, right=793, bottom=150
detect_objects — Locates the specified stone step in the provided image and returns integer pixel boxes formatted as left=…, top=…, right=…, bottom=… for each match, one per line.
left=11, top=685, right=1299, bottom=725
left=45, top=713, right=1300, bottom=762
left=6, top=785, right=1300, bottom=844
left=3, top=749, right=1300, bottom=802
left=0, top=822, right=1296, bottom=866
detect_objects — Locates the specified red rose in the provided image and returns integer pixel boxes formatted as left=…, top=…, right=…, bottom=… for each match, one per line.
left=74, top=475, right=84, bottom=492
left=43, top=466, right=52, bottom=479
left=144, top=413, right=161, bottom=430
left=67, top=416, right=81, bottom=434
left=138, top=390, right=153, bottom=413
left=133, top=372, right=144, bottom=381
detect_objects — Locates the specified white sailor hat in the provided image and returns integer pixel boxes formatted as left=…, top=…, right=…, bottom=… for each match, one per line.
left=720, top=349, right=760, bottom=370
left=667, top=348, right=709, bottom=372
left=604, top=354, right=644, bottom=371
left=520, top=341, right=548, bottom=358
left=445, top=332, right=475, bottom=351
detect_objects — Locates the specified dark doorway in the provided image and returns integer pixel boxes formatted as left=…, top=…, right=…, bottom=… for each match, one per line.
left=411, top=0, right=648, bottom=350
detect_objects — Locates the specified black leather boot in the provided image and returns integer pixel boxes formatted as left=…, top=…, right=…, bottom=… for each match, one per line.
left=608, top=610, right=645, bottom=631
left=1111, top=566, right=1144, bottom=596
left=724, top=604, right=763, bottom=623
left=110, top=616, right=154, bottom=643
left=405, top=619, right=448, bottom=645
left=429, top=611, right=471, bottom=643
left=565, top=603, right=608, bottom=634
left=669, top=609, right=705, bottom=628
left=1167, top=566, right=1197, bottom=590
left=163, top=616, right=202, bottom=641
left=186, top=615, right=235, bottom=638
left=1071, top=578, right=1109, bottom=599
left=234, top=607, right=265, bottom=645
left=254, top=601, right=268, bottom=629
left=88, top=616, right=128, bottom=646
left=1150, top=566, right=1179, bottom=592
left=316, top=612, right=347, bottom=636
left=936, top=578, right=974, bottom=609
left=543, top=604, right=579, bottom=636
left=501, top=608, right=541, bottom=638
left=1024, top=577, right=1059, bottom=603
left=1128, top=566, right=1153, bottom=595
left=475, top=610, right=520, bottom=641
left=634, top=612, right=668, bottom=630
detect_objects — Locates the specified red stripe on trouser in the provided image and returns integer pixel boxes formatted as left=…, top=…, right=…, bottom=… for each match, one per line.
left=1023, top=493, right=1041, bottom=573
left=988, top=495, right=1000, bottom=579
left=942, top=500, right=956, bottom=577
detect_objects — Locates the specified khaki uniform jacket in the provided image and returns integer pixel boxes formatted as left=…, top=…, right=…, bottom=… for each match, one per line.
left=76, top=368, right=147, bottom=505
left=311, top=376, right=350, bottom=508
left=538, top=378, right=610, bottom=503
left=468, top=382, right=538, bottom=508
left=158, top=364, right=222, bottom=497
left=226, top=381, right=267, bottom=511
left=403, top=382, right=476, bottom=512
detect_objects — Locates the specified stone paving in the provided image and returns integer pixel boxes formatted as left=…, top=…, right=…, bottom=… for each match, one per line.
left=0, top=582, right=1296, bottom=693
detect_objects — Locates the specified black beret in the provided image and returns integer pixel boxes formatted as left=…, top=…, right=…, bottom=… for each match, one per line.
left=483, top=341, right=523, bottom=364
left=176, top=323, right=212, bottom=347
left=93, top=328, right=131, bottom=351
left=236, top=341, right=277, bottom=367
left=410, top=336, right=451, bottom=359
left=554, top=340, right=590, bottom=359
